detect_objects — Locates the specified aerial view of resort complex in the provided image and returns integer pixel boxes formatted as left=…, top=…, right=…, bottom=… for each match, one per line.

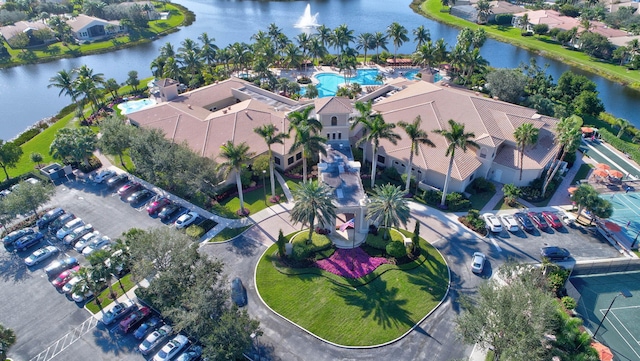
left=2, top=0, right=640, bottom=360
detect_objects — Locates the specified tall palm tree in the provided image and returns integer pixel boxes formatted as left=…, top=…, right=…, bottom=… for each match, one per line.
left=413, top=25, right=431, bottom=49
left=356, top=32, right=374, bottom=65
left=366, top=184, right=410, bottom=240
left=351, top=100, right=374, bottom=171
left=331, top=24, right=355, bottom=58
left=288, top=106, right=326, bottom=183
left=387, top=22, right=409, bottom=61
left=570, top=184, right=599, bottom=221
left=514, top=123, right=539, bottom=181
left=307, top=36, right=328, bottom=67
left=372, top=31, right=388, bottom=61
left=290, top=180, right=337, bottom=242
left=254, top=124, right=288, bottom=200
left=48, top=69, right=77, bottom=101
left=412, top=42, right=436, bottom=70
left=542, top=115, right=582, bottom=196
left=360, top=114, right=401, bottom=188
left=615, top=118, right=631, bottom=138
left=219, top=141, right=255, bottom=215
left=71, top=267, right=103, bottom=310
left=315, top=25, right=333, bottom=50
left=198, top=32, right=218, bottom=68
left=398, top=116, right=435, bottom=191
left=432, top=119, right=478, bottom=208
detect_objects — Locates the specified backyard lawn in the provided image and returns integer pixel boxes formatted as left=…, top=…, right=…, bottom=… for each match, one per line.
left=256, top=235, right=449, bottom=346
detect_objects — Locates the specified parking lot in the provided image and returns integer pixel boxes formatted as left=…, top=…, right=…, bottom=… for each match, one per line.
left=1, top=179, right=177, bottom=361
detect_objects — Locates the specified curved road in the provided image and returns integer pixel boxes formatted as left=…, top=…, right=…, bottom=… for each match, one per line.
left=199, top=204, right=499, bottom=360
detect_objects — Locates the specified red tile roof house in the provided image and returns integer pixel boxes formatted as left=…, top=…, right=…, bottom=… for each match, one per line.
left=127, top=78, right=560, bottom=197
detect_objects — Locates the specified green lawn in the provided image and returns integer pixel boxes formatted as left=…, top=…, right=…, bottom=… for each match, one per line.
left=570, top=163, right=594, bottom=185
left=469, top=190, right=496, bottom=211
left=208, top=225, right=251, bottom=243
left=256, top=237, right=449, bottom=346
left=85, top=274, right=135, bottom=314
left=221, top=179, right=286, bottom=215
left=419, top=0, right=640, bottom=88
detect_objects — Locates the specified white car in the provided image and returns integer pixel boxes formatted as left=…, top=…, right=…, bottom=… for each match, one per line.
left=82, top=235, right=112, bottom=256
left=74, top=231, right=100, bottom=252
left=62, top=276, right=81, bottom=294
left=102, top=300, right=136, bottom=325
left=94, top=169, right=116, bottom=183
left=139, top=325, right=173, bottom=355
left=63, top=224, right=94, bottom=245
left=175, top=212, right=198, bottom=229
left=24, top=246, right=58, bottom=266
left=471, top=252, right=486, bottom=274
left=153, top=334, right=189, bottom=361
left=559, top=211, right=576, bottom=225
left=56, top=218, right=84, bottom=240
left=483, top=213, right=503, bottom=233
left=500, top=214, right=520, bottom=233
left=72, top=289, right=93, bottom=302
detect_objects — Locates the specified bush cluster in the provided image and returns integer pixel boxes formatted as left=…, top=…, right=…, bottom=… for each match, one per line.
left=383, top=167, right=402, bottom=181
left=561, top=296, right=577, bottom=310
left=494, top=13, right=513, bottom=25
left=520, top=172, right=561, bottom=202
left=292, top=235, right=333, bottom=261
left=385, top=241, right=407, bottom=259
left=186, top=224, right=205, bottom=239
left=598, top=128, right=640, bottom=166
left=418, top=189, right=471, bottom=211
left=459, top=209, right=487, bottom=235
left=465, top=177, right=495, bottom=195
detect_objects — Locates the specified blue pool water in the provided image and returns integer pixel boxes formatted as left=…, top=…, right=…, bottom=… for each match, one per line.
left=117, top=98, right=156, bottom=114
left=312, top=69, right=382, bottom=97
left=403, top=69, right=443, bottom=82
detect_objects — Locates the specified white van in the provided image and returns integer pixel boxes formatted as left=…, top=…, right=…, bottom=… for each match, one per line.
left=56, top=218, right=84, bottom=240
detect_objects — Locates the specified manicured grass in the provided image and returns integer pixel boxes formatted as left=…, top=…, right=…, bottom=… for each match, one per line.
left=485, top=349, right=496, bottom=361
left=221, top=179, right=286, bottom=215
left=492, top=197, right=526, bottom=211
left=419, top=0, right=640, bottom=88
left=208, top=225, right=251, bottom=243
left=85, top=274, right=135, bottom=314
left=469, top=190, right=496, bottom=211
left=570, top=163, right=594, bottom=185
left=256, top=237, right=449, bottom=346
left=291, top=231, right=332, bottom=247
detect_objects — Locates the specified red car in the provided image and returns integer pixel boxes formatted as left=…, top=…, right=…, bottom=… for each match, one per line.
left=542, top=211, right=563, bottom=229
left=119, top=306, right=151, bottom=333
left=147, top=198, right=171, bottom=215
left=51, top=266, right=80, bottom=288
left=527, top=212, right=549, bottom=230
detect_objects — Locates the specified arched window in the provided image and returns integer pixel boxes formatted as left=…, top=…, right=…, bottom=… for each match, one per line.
left=479, top=148, right=488, bottom=159
left=331, top=116, right=338, bottom=126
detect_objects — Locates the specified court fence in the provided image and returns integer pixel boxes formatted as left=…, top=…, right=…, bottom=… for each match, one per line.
left=570, top=258, right=640, bottom=276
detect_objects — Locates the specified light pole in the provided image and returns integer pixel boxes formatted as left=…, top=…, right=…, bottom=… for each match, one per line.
left=262, top=170, right=267, bottom=205
left=593, top=289, right=632, bottom=339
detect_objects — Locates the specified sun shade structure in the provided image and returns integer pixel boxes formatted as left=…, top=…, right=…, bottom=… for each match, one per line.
left=596, top=163, right=611, bottom=170
left=604, top=221, right=622, bottom=232
left=608, top=170, right=624, bottom=178
left=593, top=169, right=608, bottom=177
left=568, top=186, right=578, bottom=194
left=581, top=127, right=594, bottom=133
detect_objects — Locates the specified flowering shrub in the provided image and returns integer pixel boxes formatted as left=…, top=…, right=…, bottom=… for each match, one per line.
left=315, top=247, right=388, bottom=279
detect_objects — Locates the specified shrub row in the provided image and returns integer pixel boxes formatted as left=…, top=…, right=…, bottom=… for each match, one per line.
left=598, top=128, right=640, bottom=166
left=292, top=235, right=333, bottom=261
left=418, top=189, right=471, bottom=211
left=465, top=177, right=495, bottom=195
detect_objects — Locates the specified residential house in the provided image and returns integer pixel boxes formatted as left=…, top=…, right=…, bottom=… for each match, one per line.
left=0, top=20, right=55, bottom=46
left=66, top=14, right=125, bottom=41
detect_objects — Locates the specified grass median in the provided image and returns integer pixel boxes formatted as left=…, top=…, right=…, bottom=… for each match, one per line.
left=85, top=274, right=135, bottom=314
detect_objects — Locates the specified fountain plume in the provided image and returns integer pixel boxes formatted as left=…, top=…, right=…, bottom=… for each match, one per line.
left=295, top=3, right=319, bottom=28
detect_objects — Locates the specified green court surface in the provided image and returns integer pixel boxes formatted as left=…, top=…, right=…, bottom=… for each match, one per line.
left=600, top=192, right=640, bottom=248
left=570, top=272, right=640, bottom=361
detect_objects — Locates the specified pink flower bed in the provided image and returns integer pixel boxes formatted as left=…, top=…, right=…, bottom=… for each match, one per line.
left=315, top=248, right=389, bottom=279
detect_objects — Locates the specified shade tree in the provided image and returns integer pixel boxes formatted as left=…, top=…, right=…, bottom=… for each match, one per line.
left=49, top=127, right=97, bottom=168
left=0, top=140, right=23, bottom=181
left=1, top=180, right=55, bottom=218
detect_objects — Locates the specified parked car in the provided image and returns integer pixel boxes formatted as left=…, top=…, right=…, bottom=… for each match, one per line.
left=107, top=173, right=129, bottom=188
left=139, top=325, right=173, bottom=355
left=158, top=204, right=181, bottom=220
left=527, top=212, right=549, bottom=230
left=71, top=289, right=94, bottom=303
left=133, top=316, right=162, bottom=340
left=51, top=266, right=80, bottom=288
left=63, top=224, right=94, bottom=245
left=471, top=252, right=486, bottom=274
left=559, top=211, right=577, bottom=226
left=542, top=211, right=563, bottom=229
left=45, top=257, right=79, bottom=278
left=231, top=277, right=247, bottom=307
left=118, top=182, right=142, bottom=197
left=540, top=246, right=570, bottom=261
left=120, top=306, right=151, bottom=333
left=36, top=208, right=65, bottom=229
left=3, top=228, right=36, bottom=247
left=127, top=189, right=153, bottom=204
left=499, top=214, right=519, bottom=233
left=56, top=218, right=84, bottom=240
left=175, top=345, right=202, bottom=361
left=102, top=300, right=137, bottom=325
left=14, top=232, right=45, bottom=251
left=0, top=189, right=11, bottom=197
left=62, top=276, right=81, bottom=294
left=82, top=235, right=111, bottom=256
left=175, top=212, right=198, bottom=229
left=482, top=213, right=503, bottom=233
left=152, top=334, right=189, bottom=361
left=147, top=198, right=171, bottom=215
left=74, top=231, right=100, bottom=252
left=24, top=245, right=58, bottom=266
left=48, top=213, right=75, bottom=233
left=94, top=169, right=116, bottom=183
left=514, top=212, right=535, bottom=233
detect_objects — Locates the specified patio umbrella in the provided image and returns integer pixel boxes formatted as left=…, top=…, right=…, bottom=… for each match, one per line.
left=604, top=221, right=622, bottom=232
left=608, top=170, right=624, bottom=178
left=581, top=127, right=593, bottom=133
left=568, top=186, right=578, bottom=194
left=596, top=163, right=611, bottom=170
left=591, top=342, right=613, bottom=361
left=593, top=169, right=608, bottom=177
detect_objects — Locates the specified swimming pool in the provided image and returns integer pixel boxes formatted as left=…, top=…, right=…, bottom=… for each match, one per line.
left=117, top=98, right=156, bottom=114
left=403, top=69, right=443, bottom=82
left=312, top=69, right=382, bottom=97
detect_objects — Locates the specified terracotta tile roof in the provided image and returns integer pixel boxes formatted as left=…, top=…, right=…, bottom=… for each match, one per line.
left=315, top=97, right=353, bottom=114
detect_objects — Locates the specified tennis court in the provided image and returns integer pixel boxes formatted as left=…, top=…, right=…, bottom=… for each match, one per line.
left=570, top=272, right=640, bottom=361
left=600, top=192, right=640, bottom=248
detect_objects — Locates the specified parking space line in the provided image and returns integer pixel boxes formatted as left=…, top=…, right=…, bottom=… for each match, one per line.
left=29, top=316, right=98, bottom=361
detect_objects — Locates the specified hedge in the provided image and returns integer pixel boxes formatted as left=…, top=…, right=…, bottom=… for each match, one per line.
left=598, top=128, right=640, bottom=166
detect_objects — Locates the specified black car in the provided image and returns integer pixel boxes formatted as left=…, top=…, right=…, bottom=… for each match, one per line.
left=48, top=213, right=75, bottom=233
left=15, top=232, right=45, bottom=251
left=127, top=189, right=153, bottom=204
left=36, top=207, right=65, bottom=229
left=107, top=173, right=129, bottom=188
left=3, top=228, right=36, bottom=247
left=231, top=278, right=247, bottom=307
left=540, top=246, right=570, bottom=261
left=158, top=204, right=181, bottom=220
left=44, top=256, right=79, bottom=278
left=514, top=212, right=535, bottom=233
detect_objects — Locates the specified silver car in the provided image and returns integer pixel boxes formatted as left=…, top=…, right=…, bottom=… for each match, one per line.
left=471, top=252, right=486, bottom=274
left=139, top=325, right=173, bottom=355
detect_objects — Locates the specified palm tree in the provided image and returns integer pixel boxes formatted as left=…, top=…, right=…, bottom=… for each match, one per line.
left=331, top=24, right=355, bottom=58
left=372, top=31, right=388, bottom=61
left=290, top=180, right=337, bottom=242
left=288, top=106, right=325, bottom=183
left=413, top=25, right=431, bottom=49
left=615, top=118, right=631, bottom=138
left=219, top=141, right=255, bottom=215
left=307, top=36, right=328, bottom=67
left=571, top=184, right=599, bottom=221
left=198, top=32, right=218, bottom=68
left=412, top=42, right=436, bottom=70
left=315, top=25, right=333, bottom=50
left=360, top=114, right=401, bottom=188
left=366, top=184, right=410, bottom=240
left=542, top=115, right=582, bottom=196
left=398, top=116, right=435, bottom=191
left=514, top=123, right=539, bottom=181
left=356, top=32, right=374, bottom=65
left=475, top=0, right=493, bottom=24
left=0, top=323, right=16, bottom=361
left=351, top=100, right=374, bottom=171
left=502, top=183, right=521, bottom=206
left=48, top=69, right=77, bottom=101
left=432, top=119, right=478, bottom=208
left=254, top=124, right=288, bottom=200
left=387, top=22, right=409, bottom=61
left=71, top=267, right=103, bottom=310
